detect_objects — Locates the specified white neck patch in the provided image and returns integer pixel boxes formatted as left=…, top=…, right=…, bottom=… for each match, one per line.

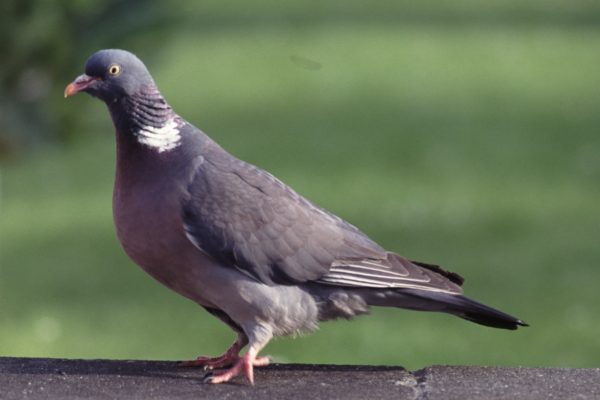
left=134, top=118, right=181, bottom=153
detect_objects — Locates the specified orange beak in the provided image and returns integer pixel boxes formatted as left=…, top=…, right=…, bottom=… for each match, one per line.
left=64, top=74, right=99, bottom=98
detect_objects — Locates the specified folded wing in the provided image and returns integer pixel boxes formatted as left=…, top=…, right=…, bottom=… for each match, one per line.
left=182, top=139, right=463, bottom=294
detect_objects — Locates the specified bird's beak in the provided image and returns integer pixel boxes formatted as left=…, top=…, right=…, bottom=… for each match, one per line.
left=64, top=74, right=99, bottom=98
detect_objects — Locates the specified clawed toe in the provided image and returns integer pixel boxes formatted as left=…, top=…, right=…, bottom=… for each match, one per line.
left=180, top=355, right=238, bottom=369
left=253, top=356, right=271, bottom=367
left=203, top=359, right=245, bottom=384
left=202, top=347, right=264, bottom=385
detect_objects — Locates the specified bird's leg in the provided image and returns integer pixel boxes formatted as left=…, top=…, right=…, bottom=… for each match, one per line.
left=181, top=333, right=248, bottom=369
left=204, top=327, right=272, bottom=385
left=204, top=346, right=262, bottom=384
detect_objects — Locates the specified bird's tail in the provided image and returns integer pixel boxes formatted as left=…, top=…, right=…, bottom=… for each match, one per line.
left=364, top=288, right=528, bottom=330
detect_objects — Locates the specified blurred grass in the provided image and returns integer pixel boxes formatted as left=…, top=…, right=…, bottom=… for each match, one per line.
left=2, top=12, right=600, bottom=369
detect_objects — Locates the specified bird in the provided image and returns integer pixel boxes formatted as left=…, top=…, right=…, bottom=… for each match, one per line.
left=64, top=49, right=527, bottom=385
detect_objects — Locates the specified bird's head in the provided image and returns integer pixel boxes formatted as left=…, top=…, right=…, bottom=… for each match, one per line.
left=64, top=49, right=154, bottom=103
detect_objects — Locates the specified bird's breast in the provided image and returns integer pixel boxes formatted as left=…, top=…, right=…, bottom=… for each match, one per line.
left=112, top=165, right=207, bottom=301
left=113, top=178, right=177, bottom=263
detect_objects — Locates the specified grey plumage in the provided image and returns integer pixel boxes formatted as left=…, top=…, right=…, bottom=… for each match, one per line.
left=182, top=140, right=461, bottom=293
left=65, top=49, right=527, bottom=385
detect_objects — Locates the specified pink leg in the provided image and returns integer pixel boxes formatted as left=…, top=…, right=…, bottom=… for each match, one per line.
left=181, top=334, right=248, bottom=369
left=204, top=346, right=264, bottom=385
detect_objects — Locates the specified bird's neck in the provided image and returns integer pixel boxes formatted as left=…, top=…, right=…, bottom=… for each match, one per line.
left=108, top=85, right=182, bottom=153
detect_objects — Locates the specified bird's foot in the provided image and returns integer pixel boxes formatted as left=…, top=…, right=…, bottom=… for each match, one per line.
left=180, top=344, right=271, bottom=372
left=180, top=341, right=243, bottom=369
left=181, top=353, right=238, bottom=370
left=203, top=348, right=269, bottom=385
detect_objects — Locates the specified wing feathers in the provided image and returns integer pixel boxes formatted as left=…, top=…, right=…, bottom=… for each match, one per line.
left=317, top=253, right=464, bottom=294
left=183, top=140, right=464, bottom=293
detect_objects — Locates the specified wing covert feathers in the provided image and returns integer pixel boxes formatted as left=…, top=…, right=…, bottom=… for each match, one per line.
left=183, top=140, right=465, bottom=294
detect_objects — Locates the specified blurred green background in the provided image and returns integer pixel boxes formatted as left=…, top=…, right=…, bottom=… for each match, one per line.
left=1, top=1, right=599, bottom=369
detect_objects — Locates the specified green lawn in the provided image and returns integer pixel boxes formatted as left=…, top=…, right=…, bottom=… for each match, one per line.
left=2, top=18, right=600, bottom=369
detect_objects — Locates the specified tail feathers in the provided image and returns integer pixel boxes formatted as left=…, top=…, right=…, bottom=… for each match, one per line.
left=444, top=294, right=528, bottom=330
left=366, top=288, right=528, bottom=330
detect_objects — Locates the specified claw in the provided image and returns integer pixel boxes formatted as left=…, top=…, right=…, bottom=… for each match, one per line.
left=202, top=372, right=215, bottom=384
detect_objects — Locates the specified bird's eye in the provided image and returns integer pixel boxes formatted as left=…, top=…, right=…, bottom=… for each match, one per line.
left=108, top=64, right=121, bottom=76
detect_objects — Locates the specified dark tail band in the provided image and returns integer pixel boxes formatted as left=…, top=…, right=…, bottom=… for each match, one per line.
left=361, top=287, right=528, bottom=330
left=402, top=289, right=528, bottom=330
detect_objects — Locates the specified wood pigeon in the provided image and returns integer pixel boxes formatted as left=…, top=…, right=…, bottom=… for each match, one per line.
left=64, top=49, right=527, bottom=384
